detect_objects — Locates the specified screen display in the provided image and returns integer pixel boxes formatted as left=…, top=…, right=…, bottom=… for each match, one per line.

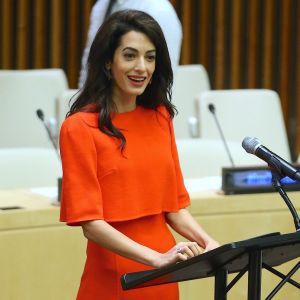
left=232, top=170, right=297, bottom=188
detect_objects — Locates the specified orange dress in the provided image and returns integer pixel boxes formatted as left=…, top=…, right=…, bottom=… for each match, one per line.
left=59, top=105, right=190, bottom=300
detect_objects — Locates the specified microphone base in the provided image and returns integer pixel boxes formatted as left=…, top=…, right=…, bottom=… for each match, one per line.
left=222, top=165, right=300, bottom=195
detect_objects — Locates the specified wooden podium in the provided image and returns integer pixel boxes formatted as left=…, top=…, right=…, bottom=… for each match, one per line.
left=121, top=232, right=300, bottom=299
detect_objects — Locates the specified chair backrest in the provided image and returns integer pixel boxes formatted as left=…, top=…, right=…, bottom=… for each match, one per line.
left=172, top=64, right=210, bottom=139
left=0, top=147, right=62, bottom=188
left=196, top=89, right=291, bottom=162
left=0, top=69, right=68, bottom=148
left=56, top=89, right=79, bottom=131
left=176, top=138, right=264, bottom=179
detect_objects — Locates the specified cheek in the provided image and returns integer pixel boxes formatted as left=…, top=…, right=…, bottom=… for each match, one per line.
left=149, top=64, right=155, bottom=76
left=113, top=74, right=127, bottom=90
left=111, top=65, right=126, bottom=82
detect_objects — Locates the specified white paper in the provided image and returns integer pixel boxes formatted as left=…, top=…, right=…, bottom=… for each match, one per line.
left=184, top=176, right=222, bottom=193
left=30, top=186, right=58, bottom=199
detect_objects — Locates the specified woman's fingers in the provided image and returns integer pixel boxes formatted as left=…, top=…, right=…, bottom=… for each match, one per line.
left=177, top=252, right=188, bottom=261
left=157, top=242, right=204, bottom=267
left=189, top=242, right=203, bottom=256
left=175, top=242, right=203, bottom=260
left=179, top=246, right=194, bottom=258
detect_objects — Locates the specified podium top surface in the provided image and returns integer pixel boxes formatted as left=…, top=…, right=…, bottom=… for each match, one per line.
left=0, top=189, right=59, bottom=230
left=121, top=231, right=300, bottom=290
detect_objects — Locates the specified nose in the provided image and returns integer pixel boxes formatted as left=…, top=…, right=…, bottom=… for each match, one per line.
left=134, top=57, right=146, bottom=72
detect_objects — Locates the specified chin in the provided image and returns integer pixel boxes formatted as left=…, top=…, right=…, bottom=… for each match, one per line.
left=129, top=88, right=147, bottom=96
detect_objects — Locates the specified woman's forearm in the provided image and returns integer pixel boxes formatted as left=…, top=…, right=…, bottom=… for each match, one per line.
left=166, top=209, right=219, bottom=249
left=81, top=219, right=202, bottom=268
left=81, top=219, right=160, bottom=266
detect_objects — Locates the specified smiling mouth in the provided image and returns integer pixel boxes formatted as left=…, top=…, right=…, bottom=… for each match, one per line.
left=128, top=76, right=147, bottom=82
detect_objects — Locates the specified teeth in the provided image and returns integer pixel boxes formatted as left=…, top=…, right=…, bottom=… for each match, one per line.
left=129, top=76, right=145, bottom=82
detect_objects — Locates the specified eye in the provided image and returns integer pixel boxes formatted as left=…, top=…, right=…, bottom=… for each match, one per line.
left=146, top=54, right=156, bottom=62
left=124, top=52, right=136, bottom=60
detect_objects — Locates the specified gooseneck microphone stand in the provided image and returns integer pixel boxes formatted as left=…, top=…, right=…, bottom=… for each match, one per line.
left=265, top=158, right=300, bottom=299
left=269, top=156, right=300, bottom=232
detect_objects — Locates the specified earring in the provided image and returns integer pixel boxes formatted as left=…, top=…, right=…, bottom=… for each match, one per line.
left=104, top=63, right=111, bottom=80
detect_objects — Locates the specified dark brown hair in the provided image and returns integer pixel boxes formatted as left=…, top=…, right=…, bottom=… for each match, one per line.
left=69, top=9, right=176, bottom=149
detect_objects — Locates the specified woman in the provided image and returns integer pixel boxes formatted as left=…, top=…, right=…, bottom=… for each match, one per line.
left=60, top=10, right=219, bottom=299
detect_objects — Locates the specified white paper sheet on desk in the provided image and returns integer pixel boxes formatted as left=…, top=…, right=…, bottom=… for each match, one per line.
left=30, top=187, right=58, bottom=199
left=184, top=176, right=222, bottom=193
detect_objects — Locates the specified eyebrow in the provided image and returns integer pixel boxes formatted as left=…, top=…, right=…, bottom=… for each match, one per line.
left=122, top=47, right=156, bottom=54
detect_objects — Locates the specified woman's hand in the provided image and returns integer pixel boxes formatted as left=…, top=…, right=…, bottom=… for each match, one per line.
left=152, top=241, right=204, bottom=269
left=166, top=209, right=221, bottom=256
left=203, top=239, right=220, bottom=253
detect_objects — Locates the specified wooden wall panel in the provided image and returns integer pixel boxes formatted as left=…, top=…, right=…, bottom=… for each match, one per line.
left=262, top=0, right=274, bottom=89
left=230, top=0, right=242, bottom=89
left=16, top=0, right=29, bottom=68
left=181, top=0, right=192, bottom=64
left=33, top=0, right=46, bottom=68
left=198, top=0, right=210, bottom=65
left=1, top=0, right=13, bottom=68
left=247, top=0, right=259, bottom=88
left=67, top=0, right=80, bottom=87
left=279, top=0, right=292, bottom=119
left=214, top=0, right=226, bottom=89
left=294, top=1, right=300, bottom=159
left=50, top=0, right=64, bottom=67
left=1, top=0, right=300, bottom=159
left=0, top=0, right=94, bottom=82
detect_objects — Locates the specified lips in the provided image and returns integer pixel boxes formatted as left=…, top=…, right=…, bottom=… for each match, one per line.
left=127, top=75, right=147, bottom=82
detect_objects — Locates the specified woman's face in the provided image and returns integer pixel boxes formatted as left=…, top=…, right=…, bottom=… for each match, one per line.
left=109, top=30, right=156, bottom=104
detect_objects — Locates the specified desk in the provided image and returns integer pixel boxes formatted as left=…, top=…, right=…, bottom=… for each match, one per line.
left=0, top=189, right=299, bottom=299
left=0, top=189, right=86, bottom=300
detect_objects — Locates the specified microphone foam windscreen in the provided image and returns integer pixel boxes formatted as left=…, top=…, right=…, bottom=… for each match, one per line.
left=242, top=137, right=261, bottom=154
left=208, top=103, right=215, bottom=113
left=36, top=109, right=44, bottom=121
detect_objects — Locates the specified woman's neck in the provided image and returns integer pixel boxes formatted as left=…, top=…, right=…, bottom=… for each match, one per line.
left=113, top=97, right=137, bottom=113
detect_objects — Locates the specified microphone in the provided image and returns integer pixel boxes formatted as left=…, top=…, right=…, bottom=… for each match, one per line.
left=208, top=103, right=235, bottom=167
left=242, top=137, right=300, bottom=181
left=36, top=109, right=60, bottom=160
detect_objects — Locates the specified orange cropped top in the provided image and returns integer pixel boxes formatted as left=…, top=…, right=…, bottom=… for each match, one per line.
left=59, top=105, right=190, bottom=225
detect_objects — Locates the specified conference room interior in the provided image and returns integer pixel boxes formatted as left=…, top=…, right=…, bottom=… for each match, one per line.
left=1, top=1, right=300, bottom=299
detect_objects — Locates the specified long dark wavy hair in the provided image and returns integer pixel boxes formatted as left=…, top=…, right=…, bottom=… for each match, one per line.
left=69, top=9, right=176, bottom=149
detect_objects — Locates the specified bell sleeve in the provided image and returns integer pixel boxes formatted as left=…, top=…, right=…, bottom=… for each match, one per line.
left=59, top=116, right=104, bottom=225
left=168, top=118, right=191, bottom=208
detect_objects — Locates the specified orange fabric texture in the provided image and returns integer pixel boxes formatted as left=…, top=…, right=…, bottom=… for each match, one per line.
left=59, top=105, right=190, bottom=299
left=77, top=214, right=179, bottom=299
left=60, top=106, right=190, bottom=224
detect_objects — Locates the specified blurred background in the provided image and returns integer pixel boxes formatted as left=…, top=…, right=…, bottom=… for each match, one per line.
left=1, top=0, right=299, bottom=159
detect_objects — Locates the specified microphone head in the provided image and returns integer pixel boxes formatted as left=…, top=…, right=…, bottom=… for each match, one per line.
left=36, top=109, right=44, bottom=121
left=208, top=103, right=215, bottom=113
left=242, top=137, right=261, bottom=154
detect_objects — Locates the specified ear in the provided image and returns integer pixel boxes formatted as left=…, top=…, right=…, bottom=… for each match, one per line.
left=104, top=62, right=112, bottom=80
